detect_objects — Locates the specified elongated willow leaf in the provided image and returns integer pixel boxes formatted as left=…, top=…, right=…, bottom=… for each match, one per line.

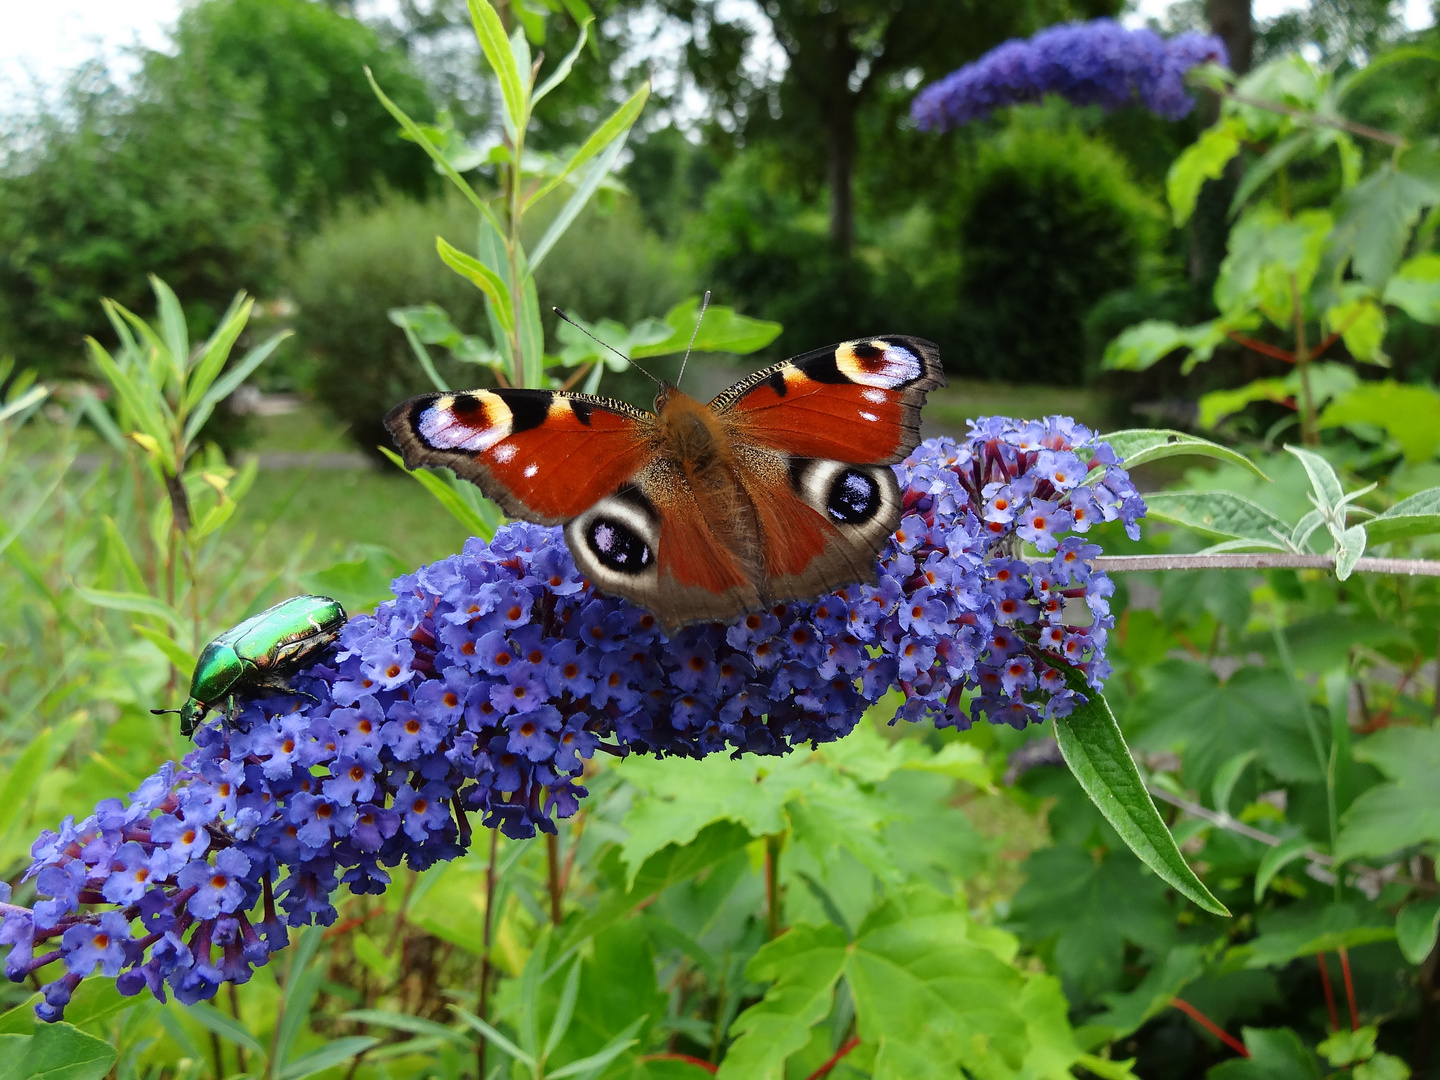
left=1054, top=682, right=1229, bottom=915
left=1098, top=428, right=1270, bottom=480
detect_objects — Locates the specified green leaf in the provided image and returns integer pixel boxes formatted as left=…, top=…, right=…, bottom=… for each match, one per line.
left=532, top=18, right=591, bottom=106
left=1324, top=292, right=1388, bottom=365
left=1237, top=903, right=1393, bottom=968
left=1355, top=1052, right=1413, bottom=1080
left=85, top=336, right=175, bottom=475
left=543, top=958, right=583, bottom=1059
left=1253, top=836, right=1312, bottom=902
left=546, top=1017, right=644, bottom=1079
left=436, top=237, right=513, bottom=332
left=1321, top=381, right=1440, bottom=464
left=1318, top=1025, right=1377, bottom=1068
left=717, top=925, right=847, bottom=1080
left=180, top=292, right=250, bottom=412
left=1285, top=446, right=1343, bottom=511
left=526, top=80, right=650, bottom=212
left=1098, top=429, right=1269, bottom=480
left=1365, top=486, right=1440, bottom=544
left=75, top=587, right=185, bottom=632
left=1383, top=252, right=1440, bottom=324
left=1229, top=130, right=1316, bottom=217
left=379, top=447, right=500, bottom=541
left=1215, top=206, right=1332, bottom=327
left=1168, top=117, right=1243, bottom=226
left=1208, top=1027, right=1321, bottom=1080
left=1012, top=843, right=1178, bottom=1001
left=1396, top=898, right=1440, bottom=964
left=128, top=623, right=195, bottom=673
left=149, top=274, right=189, bottom=387
left=450, top=1007, right=536, bottom=1067
left=1053, top=685, right=1229, bottom=915
left=1102, top=318, right=1234, bottom=372
left=631, top=297, right=783, bottom=359
left=1089, top=946, right=1206, bottom=1040
left=529, top=125, right=634, bottom=274
left=1326, top=152, right=1440, bottom=290
left=186, top=1003, right=266, bottom=1057
left=0, top=1023, right=116, bottom=1080
left=366, top=67, right=499, bottom=227
left=1133, top=660, right=1322, bottom=793
left=341, top=1009, right=469, bottom=1046
left=278, top=1037, right=379, bottom=1080
left=1143, top=491, right=1292, bottom=546
left=184, top=329, right=291, bottom=445
left=468, top=0, right=528, bottom=138
left=1336, top=724, right=1440, bottom=861
left=1211, top=749, right=1258, bottom=815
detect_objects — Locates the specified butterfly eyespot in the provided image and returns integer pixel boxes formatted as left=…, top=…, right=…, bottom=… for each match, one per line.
left=585, top=517, right=652, bottom=575
left=827, top=468, right=881, bottom=524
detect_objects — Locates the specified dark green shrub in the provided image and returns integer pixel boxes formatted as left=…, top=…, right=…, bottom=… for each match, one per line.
left=290, top=194, right=692, bottom=453
left=168, top=0, right=437, bottom=231
left=951, top=125, right=1162, bottom=384
left=0, top=65, right=283, bottom=378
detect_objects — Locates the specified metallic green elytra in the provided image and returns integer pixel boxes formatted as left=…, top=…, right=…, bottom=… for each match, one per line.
left=154, top=595, right=347, bottom=737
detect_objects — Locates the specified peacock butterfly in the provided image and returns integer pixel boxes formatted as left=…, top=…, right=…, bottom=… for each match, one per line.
left=384, top=335, right=946, bottom=632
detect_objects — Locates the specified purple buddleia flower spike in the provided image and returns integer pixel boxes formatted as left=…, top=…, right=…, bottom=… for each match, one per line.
left=912, top=19, right=1228, bottom=130
left=0, top=422, right=1144, bottom=1019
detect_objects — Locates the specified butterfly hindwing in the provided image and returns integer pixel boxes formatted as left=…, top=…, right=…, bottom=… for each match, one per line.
left=564, top=466, right=763, bottom=629
left=711, top=335, right=945, bottom=465
left=384, top=388, right=655, bottom=524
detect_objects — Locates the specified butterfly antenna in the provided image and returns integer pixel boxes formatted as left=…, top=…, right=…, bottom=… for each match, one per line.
left=675, top=290, right=710, bottom=389
left=552, top=308, right=663, bottom=387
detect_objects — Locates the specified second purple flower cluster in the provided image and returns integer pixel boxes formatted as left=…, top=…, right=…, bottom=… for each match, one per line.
left=912, top=18, right=1228, bottom=130
left=1, top=417, right=1144, bottom=1020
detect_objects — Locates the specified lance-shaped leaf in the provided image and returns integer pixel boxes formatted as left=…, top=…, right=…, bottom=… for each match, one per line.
left=525, top=81, right=651, bottom=211
left=365, top=67, right=503, bottom=232
left=1365, top=486, right=1440, bottom=545
left=1097, top=428, right=1270, bottom=480
left=1053, top=682, right=1229, bottom=915
left=1144, top=490, right=1292, bottom=546
left=181, top=292, right=251, bottom=412
left=184, top=330, right=290, bottom=445
left=468, top=0, right=528, bottom=139
left=437, top=238, right=514, bottom=334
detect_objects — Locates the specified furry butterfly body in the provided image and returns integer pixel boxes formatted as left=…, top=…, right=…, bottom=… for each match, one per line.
left=385, top=336, right=945, bottom=631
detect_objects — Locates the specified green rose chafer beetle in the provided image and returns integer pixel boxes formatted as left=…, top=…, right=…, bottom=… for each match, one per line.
left=154, top=594, right=348, bottom=736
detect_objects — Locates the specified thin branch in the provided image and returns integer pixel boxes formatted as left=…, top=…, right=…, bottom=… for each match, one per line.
left=1095, top=554, right=1440, bottom=577
left=1146, top=784, right=1389, bottom=893
left=1226, top=331, right=1294, bottom=363
left=1221, top=88, right=1409, bottom=148
left=1171, top=998, right=1250, bottom=1057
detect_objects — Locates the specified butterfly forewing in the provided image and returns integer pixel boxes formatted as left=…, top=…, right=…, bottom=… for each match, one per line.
left=384, top=388, right=656, bottom=524
left=710, top=336, right=945, bottom=465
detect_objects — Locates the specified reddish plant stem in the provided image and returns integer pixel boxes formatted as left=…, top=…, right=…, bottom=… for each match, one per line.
left=1318, top=951, right=1341, bottom=1031
left=1171, top=998, right=1250, bottom=1057
left=639, top=1054, right=718, bottom=1074
left=806, top=1036, right=862, bottom=1080
left=1227, top=331, right=1295, bottom=363
left=1338, top=946, right=1360, bottom=1030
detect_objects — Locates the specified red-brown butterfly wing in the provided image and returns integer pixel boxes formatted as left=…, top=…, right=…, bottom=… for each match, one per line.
left=711, top=336, right=945, bottom=465
left=384, top=389, right=655, bottom=524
